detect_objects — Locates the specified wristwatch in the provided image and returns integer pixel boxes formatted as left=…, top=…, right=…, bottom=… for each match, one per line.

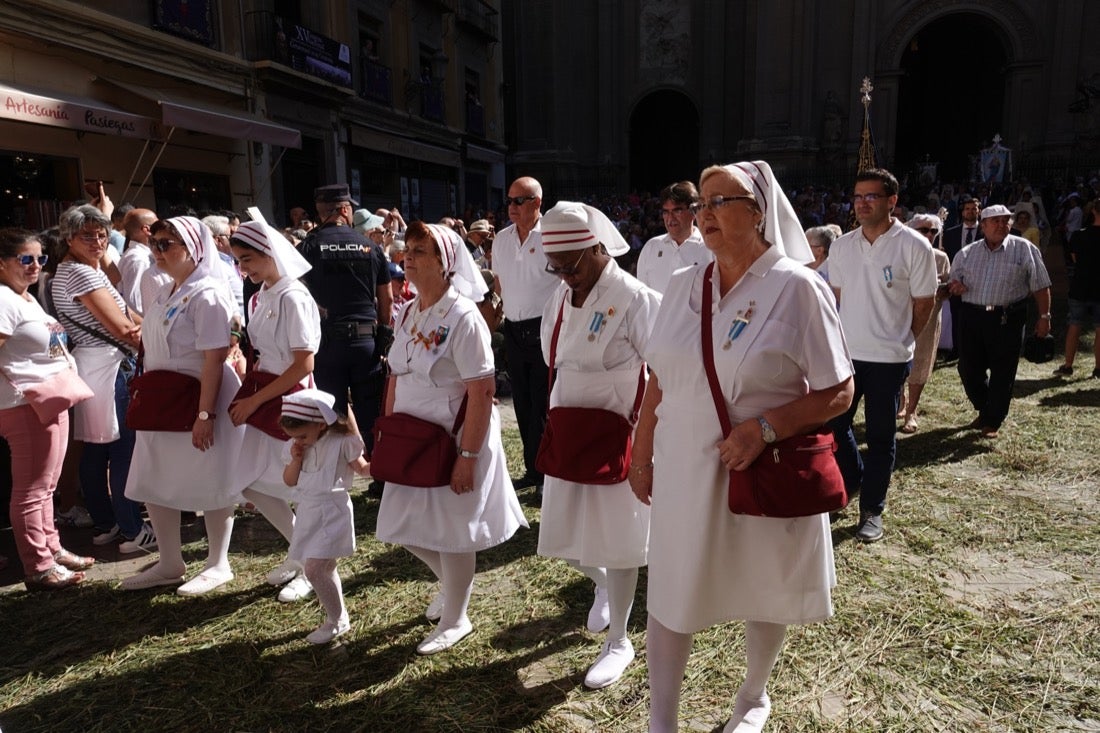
left=197, top=410, right=215, bottom=421
left=757, top=416, right=777, bottom=444
left=458, top=449, right=479, bottom=459
left=1039, top=313, right=1052, bottom=320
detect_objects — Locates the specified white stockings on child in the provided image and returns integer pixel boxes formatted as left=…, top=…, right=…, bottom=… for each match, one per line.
left=304, top=557, right=346, bottom=624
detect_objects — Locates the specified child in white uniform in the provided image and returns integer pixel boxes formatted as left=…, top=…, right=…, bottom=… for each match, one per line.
left=279, top=389, right=369, bottom=644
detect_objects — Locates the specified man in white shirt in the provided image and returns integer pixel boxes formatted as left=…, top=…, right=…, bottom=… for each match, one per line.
left=635, top=181, right=711, bottom=294
left=117, top=208, right=166, bottom=316
left=493, top=176, right=559, bottom=497
left=826, top=168, right=938, bottom=543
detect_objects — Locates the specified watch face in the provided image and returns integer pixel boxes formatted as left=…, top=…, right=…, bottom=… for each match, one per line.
left=198, top=411, right=211, bottom=420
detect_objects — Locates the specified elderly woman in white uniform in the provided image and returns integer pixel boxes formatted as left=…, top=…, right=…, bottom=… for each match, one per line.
left=631, top=161, right=854, bottom=733
left=376, top=222, right=527, bottom=656
left=537, top=201, right=660, bottom=689
left=120, top=217, right=246, bottom=595
left=227, top=221, right=321, bottom=602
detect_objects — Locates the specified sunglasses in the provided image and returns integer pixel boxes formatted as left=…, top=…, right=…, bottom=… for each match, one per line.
left=12, top=254, right=48, bottom=266
left=914, top=227, right=937, bottom=234
left=505, top=195, right=536, bottom=207
left=151, top=237, right=182, bottom=253
left=544, top=248, right=587, bottom=277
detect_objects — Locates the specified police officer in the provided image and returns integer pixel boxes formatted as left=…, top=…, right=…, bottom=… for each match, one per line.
left=298, top=184, right=393, bottom=453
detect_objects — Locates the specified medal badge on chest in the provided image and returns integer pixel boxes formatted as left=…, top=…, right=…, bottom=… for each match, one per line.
left=883, top=265, right=894, bottom=288
left=722, top=301, right=755, bottom=350
left=587, top=307, right=615, bottom=342
left=163, top=295, right=190, bottom=326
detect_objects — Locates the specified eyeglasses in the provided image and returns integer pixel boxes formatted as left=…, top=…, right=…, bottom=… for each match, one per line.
left=914, top=226, right=937, bottom=235
left=544, top=248, right=587, bottom=277
left=505, top=195, right=537, bottom=207
left=151, top=237, right=182, bottom=253
left=661, top=206, right=692, bottom=217
left=76, top=232, right=108, bottom=242
left=850, top=193, right=887, bottom=204
left=12, top=254, right=48, bottom=266
left=689, top=195, right=756, bottom=214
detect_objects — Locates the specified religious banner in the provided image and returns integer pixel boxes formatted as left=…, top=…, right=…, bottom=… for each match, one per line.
left=979, top=135, right=1012, bottom=184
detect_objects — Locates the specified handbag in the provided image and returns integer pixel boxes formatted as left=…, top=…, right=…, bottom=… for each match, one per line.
left=534, top=296, right=646, bottom=485
left=700, top=262, right=847, bottom=518
left=370, top=396, right=468, bottom=488
left=125, top=346, right=202, bottom=432
left=6, top=360, right=93, bottom=424
left=233, top=370, right=306, bottom=441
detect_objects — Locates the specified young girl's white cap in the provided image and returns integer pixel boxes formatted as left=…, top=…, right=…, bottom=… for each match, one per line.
left=281, top=388, right=337, bottom=425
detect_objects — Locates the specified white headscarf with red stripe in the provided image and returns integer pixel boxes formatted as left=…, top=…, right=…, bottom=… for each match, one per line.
left=540, top=201, right=629, bottom=256
left=425, top=223, right=484, bottom=302
left=168, top=216, right=224, bottom=280
left=231, top=220, right=311, bottom=280
left=721, top=161, right=813, bottom=263
left=281, top=388, right=337, bottom=424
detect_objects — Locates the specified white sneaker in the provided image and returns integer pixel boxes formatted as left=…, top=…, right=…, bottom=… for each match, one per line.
left=92, top=525, right=120, bottom=545
left=55, top=505, right=94, bottom=528
left=265, top=559, right=300, bottom=587
left=583, top=638, right=635, bottom=689
left=586, top=585, right=610, bottom=633
left=177, top=569, right=234, bottom=596
left=306, top=616, right=350, bottom=644
left=118, top=523, right=158, bottom=554
left=723, top=693, right=771, bottom=733
left=277, top=575, right=313, bottom=602
left=425, top=588, right=446, bottom=621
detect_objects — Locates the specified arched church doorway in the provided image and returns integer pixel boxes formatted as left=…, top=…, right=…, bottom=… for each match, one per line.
left=896, top=12, right=1009, bottom=182
left=629, top=90, right=699, bottom=196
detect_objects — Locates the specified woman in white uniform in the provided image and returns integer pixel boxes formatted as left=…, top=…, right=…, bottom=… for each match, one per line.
left=630, top=161, right=854, bottom=733
left=227, top=221, right=321, bottom=602
left=120, top=217, right=246, bottom=595
left=376, top=222, right=527, bottom=655
left=536, top=201, right=660, bottom=689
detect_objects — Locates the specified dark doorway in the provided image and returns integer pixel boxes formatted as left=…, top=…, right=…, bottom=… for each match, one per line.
left=279, top=136, right=324, bottom=226
left=629, top=90, right=699, bottom=196
left=896, top=13, right=1009, bottom=182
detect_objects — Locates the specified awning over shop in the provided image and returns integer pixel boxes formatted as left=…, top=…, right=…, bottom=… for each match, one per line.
left=0, top=81, right=158, bottom=139
left=98, top=78, right=302, bottom=149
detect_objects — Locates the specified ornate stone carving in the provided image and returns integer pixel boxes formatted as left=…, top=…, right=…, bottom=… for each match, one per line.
left=639, top=0, right=690, bottom=76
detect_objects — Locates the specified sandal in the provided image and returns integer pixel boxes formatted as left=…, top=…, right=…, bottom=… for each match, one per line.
left=900, top=414, right=919, bottom=434
left=54, top=549, right=95, bottom=571
left=25, top=565, right=85, bottom=591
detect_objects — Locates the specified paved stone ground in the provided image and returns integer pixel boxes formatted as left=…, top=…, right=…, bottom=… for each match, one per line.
left=0, top=398, right=520, bottom=593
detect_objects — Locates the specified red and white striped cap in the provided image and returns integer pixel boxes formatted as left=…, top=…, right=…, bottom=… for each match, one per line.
left=281, top=388, right=337, bottom=424
left=540, top=201, right=628, bottom=256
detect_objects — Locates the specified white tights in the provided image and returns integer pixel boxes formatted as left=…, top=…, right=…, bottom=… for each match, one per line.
left=405, top=545, right=476, bottom=628
left=145, top=503, right=235, bottom=576
left=646, top=616, right=786, bottom=733
left=304, top=558, right=346, bottom=624
left=567, top=560, right=638, bottom=641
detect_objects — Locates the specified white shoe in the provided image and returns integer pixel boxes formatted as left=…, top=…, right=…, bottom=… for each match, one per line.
left=586, top=585, right=610, bottom=633
left=723, top=693, right=771, bottom=733
left=277, top=575, right=313, bottom=602
left=118, top=523, right=158, bottom=554
left=425, top=588, right=446, bottom=621
left=265, top=559, right=300, bottom=587
left=583, top=638, right=635, bottom=689
left=119, top=565, right=184, bottom=590
left=306, top=616, right=350, bottom=644
left=177, top=569, right=234, bottom=596
left=416, top=618, right=473, bottom=655
left=92, top=525, right=120, bottom=545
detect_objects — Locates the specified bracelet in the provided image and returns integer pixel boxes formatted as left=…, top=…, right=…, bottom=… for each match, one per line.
left=630, top=462, right=654, bottom=474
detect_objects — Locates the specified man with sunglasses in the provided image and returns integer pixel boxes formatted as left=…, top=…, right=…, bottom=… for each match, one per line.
left=117, top=208, right=167, bottom=317
left=493, top=177, right=558, bottom=499
left=636, top=181, right=711, bottom=295
left=826, top=168, right=937, bottom=543
left=297, top=184, right=393, bottom=458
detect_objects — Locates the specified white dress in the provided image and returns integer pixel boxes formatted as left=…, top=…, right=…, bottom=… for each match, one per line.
left=284, top=431, right=359, bottom=561
left=124, top=274, right=246, bottom=511
left=376, top=287, right=528, bottom=552
left=645, top=247, right=853, bottom=633
left=235, top=278, right=321, bottom=500
left=536, top=260, right=659, bottom=568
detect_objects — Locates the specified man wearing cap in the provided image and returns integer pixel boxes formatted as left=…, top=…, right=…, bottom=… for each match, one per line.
left=466, top=219, right=494, bottom=267
left=493, top=176, right=558, bottom=496
left=947, top=205, right=1052, bottom=438
left=636, top=181, right=711, bottom=295
left=297, top=184, right=393, bottom=452
left=827, top=168, right=938, bottom=543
